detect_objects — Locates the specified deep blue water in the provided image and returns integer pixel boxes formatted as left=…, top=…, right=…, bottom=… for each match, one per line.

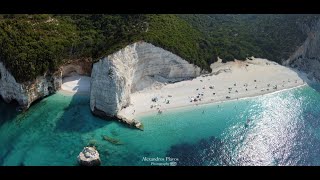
left=1, top=84, right=320, bottom=166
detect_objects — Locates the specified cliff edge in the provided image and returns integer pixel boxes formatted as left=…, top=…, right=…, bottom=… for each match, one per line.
left=90, top=41, right=201, bottom=121
left=0, top=61, right=62, bottom=109
left=285, top=19, right=320, bottom=81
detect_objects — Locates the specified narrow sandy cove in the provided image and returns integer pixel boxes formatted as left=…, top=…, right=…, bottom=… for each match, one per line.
left=118, top=58, right=308, bottom=120
left=60, top=75, right=91, bottom=95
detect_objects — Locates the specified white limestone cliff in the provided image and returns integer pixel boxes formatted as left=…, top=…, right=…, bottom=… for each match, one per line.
left=90, top=41, right=201, bottom=119
left=284, top=19, right=320, bottom=81
left=0, top=61, right=62, bottom=109
left=0, top=58, right=93, bottom=109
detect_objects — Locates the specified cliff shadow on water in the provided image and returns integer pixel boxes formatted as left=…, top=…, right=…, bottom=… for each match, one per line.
left=0, top=96, right=19, bottom=126
left=54, top=76, right=111, bottom=133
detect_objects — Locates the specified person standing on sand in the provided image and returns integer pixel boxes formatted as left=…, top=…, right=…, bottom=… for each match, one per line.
left=245, top=118, right=251, bottom=128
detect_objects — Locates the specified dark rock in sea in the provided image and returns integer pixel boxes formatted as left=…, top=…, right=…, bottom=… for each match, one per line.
left=135, top=121, right=144, bottom=130
left=102, top=135, right=124, bottom=145
left=111, top=129, right=119, bottom=136
left=77, top=147, right=101, bottom=166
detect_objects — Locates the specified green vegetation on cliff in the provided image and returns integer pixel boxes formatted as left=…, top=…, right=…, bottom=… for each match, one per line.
left=0, top=14, right=148, bottom=82
left=142, top=15, right=211, bottom=70
left=179, top=14, right=319, bottom=63
left=0, top=14, right=318, bottom=82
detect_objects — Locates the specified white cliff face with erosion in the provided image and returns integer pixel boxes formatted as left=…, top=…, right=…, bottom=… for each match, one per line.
left=90, top=41, right=201, bottom=119
left=2, top=17, right=320, bottom=123
left=0, top=59, right=92, bottom=109
left=0, top=61, right=62, bottom=109
left=0, top=62, right=27, bottom=106
left=285, top=19, right=320, bottom=81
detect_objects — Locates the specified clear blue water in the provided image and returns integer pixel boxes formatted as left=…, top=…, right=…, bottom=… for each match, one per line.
left=1, top=84, right=320, bottom=166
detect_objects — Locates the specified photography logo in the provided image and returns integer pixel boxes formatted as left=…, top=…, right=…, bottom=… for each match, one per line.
left=169, top=161, right=177, bottom=166
left=142, top=157, right=179, bottom=166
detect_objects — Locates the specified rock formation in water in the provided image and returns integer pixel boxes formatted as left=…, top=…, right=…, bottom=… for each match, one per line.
left=90, top=41, right=201, bottom=119
left=285, top=19, right=320, bottom=81
left=77, top=146, right=101, bottom=166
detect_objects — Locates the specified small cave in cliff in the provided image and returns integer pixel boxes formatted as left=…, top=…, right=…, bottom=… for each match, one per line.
left=61, top=65, right=91, bottom=95
left=0, top=96, right=19, bottom=107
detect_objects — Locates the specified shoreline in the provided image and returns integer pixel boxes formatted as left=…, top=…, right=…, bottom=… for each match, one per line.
left=54, top=58, right=311, bottom=124
left=118, top=58, right=310, bottom=121
left=57, top=89, right=90, bottom=96
left=135, top=83, right=308, bottom=119
left=60, top=75, right=91, bottom=95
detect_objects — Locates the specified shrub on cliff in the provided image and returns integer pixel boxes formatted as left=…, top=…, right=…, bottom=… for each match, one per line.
left=0, top=14, right=318, bottom=83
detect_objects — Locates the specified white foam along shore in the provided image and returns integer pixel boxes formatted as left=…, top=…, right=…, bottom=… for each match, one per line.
left=60, top=75, right=91, bottom=95
left=118, top=58, right=309, bottom=120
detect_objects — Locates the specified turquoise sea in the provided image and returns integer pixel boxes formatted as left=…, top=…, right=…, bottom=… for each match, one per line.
left=1, top=84, right=320, bottom=166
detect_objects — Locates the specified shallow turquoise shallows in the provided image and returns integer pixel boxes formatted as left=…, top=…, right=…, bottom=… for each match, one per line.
left=2, top=84, right=320, bottom=166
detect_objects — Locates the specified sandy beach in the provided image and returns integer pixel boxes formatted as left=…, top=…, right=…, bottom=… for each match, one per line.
left=60, top=75, right=91, bottom=95
left=58, top=58, right=309, bottom=122
left=118, top=58, right=308, bottom=120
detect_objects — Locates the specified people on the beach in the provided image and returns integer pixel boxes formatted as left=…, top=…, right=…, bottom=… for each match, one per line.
left=245, top=118, right=251, bottom=128
left=121, top=59, right=305, bottom=122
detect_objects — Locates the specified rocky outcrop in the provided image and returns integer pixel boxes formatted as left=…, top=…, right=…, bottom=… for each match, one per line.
left=62, top=58, right=92, bottom=77
left=0, top=62, right=62, bottom=109
left=90, top=41, right=201, bottom=120
left=0, top=58, right=93, bottom=109
left=285, top=19, right=320, bottom=81
left=77, top=147, right=101, bottom=166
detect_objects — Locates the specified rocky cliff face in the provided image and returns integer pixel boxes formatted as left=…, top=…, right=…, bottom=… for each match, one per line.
left=0, top=57, right=92, bottom=109
left=90, top=41, right=201, bottom=118
left=62, top=59, right=92, bottom=77
left=285, top=19, right=320, bottom=81
left=0, top=61, right=62, bottom=109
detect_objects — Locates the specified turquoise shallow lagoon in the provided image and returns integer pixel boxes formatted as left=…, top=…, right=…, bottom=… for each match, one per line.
left=1, top=84, right=320, bottom=165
